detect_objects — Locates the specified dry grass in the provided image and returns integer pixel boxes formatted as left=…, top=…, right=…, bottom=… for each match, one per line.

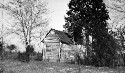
left=0, top=60, right=125, bottom=73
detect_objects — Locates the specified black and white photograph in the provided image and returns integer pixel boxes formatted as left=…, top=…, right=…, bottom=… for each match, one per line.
left=0, top=0, right=125, bottom=73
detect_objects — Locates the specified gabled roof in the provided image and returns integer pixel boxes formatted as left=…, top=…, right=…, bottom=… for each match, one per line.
left=42, top=28, right=73, bottom=44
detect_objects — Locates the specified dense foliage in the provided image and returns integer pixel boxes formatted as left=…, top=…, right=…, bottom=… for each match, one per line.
left=64, top=0, right=118, bottom=66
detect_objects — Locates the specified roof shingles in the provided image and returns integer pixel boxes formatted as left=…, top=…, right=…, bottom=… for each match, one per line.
left=42, top=29, right=73, bottom=44
left=54, top=30, right=73, bottom=44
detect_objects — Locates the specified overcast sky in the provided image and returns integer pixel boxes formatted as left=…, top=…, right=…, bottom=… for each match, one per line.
left=46, top=0, right=70, bottom=31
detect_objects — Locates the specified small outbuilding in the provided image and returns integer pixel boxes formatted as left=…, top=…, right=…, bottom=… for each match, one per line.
left=42, top=28, right=74, bottom=62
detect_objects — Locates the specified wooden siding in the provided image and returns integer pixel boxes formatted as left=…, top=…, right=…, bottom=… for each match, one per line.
left=43, top=31, right=60, bottom=61
left=42, top=29, right=74, bottom=62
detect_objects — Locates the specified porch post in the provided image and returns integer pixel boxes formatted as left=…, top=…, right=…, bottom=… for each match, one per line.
left=59, top=42, right=63, bottom=62
left=44, top=43, right=47, bottom=61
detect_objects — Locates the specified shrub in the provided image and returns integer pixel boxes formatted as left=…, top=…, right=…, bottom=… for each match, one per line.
left=35, top=52, right=43, bottom=61
left=26, top=45, right=34, bottom=55
left=17, top=52, right=27, bottom=62
left=83, top=54, right=105, bottom=67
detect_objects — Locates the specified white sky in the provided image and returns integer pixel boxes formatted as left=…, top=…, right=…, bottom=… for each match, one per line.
left=46, top=0, right=70, bottom=31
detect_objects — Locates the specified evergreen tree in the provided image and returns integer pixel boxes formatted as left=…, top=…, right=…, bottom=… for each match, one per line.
left=64, top=0, right=117, bottom=66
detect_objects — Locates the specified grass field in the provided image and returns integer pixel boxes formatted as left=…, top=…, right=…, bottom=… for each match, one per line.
left=0, top=60, right=125, bottom=73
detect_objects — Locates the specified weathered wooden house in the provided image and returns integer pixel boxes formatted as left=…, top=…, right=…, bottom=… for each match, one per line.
left=42, top=29, right=74, bottom=62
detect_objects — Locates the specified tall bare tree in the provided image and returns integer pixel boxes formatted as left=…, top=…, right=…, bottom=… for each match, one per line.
left=0, top=0, right=49, bottom=46
left=104, top=0, right=125, bottom=66
left=105, top=0, right=125, bottom=51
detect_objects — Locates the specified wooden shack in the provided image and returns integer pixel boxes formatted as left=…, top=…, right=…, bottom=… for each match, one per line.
left=42, top=29, right=74, bottom=62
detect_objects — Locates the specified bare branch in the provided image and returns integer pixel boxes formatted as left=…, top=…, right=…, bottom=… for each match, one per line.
left=106, top=5, right=125, bottom=13
left=0, top=0, right=49, bottom=46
